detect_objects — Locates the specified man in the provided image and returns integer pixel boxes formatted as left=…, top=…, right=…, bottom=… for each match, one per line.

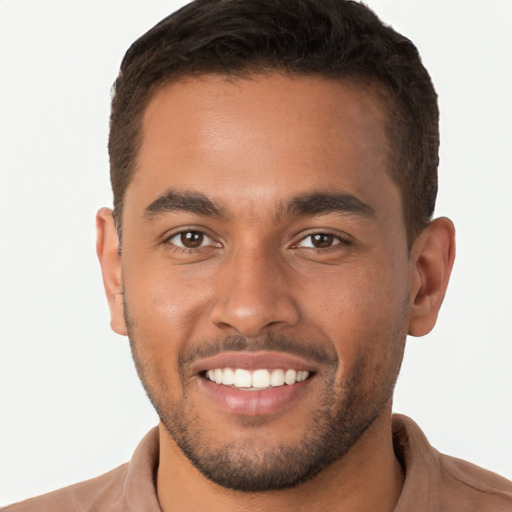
left=2, top=0, right=511, bottom=510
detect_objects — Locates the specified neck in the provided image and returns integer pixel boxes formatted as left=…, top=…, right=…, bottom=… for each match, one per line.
left=156, top=409, right=404, bottom=512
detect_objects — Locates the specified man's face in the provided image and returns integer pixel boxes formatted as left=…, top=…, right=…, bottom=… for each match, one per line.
left=117, top=74, right=412, bottom=490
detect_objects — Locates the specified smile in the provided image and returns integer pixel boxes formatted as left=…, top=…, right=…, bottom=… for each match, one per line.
left=193, top=351, right=318, bottom=416
left=205, top=368, right=311, bottom=389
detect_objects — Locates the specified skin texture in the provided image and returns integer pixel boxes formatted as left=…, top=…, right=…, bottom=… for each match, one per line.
left=97, top=74, right=455, bottom=511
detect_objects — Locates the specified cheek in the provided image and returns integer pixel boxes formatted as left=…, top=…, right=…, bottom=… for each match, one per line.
left=306, top=258, right=409, bottom=359
left=125, top=259, right=212, bottom=323
left=122, top=266, right=214, bottom=374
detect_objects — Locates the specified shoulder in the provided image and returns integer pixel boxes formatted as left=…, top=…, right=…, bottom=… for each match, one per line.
left=392, top=414, right=512, bottom=512
left=1, top=428, right=160, bottom=512
left=439, top=453, right=512, bottom=512
left=0, top=463, right=130, bottom=512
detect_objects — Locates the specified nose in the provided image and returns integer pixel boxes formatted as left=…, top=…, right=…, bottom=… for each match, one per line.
left=209, top=247, right=301, bottom=337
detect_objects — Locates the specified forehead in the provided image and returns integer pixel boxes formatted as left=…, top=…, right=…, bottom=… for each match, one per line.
left=126, top=73, right=397, bottom=221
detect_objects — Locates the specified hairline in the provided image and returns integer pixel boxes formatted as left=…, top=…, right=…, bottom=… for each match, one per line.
left=113, top=67, right=418, bottom=247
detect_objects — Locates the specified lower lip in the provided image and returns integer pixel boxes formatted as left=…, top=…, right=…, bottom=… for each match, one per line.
left=197, top=376, right=312, bottom=417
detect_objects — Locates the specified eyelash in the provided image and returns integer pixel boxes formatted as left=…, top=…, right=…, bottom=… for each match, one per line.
left=293, top=231, right=352, bottom=251
left=163, top=229, right=351, bottom=254
left=163, top=230, right=218, bottom=252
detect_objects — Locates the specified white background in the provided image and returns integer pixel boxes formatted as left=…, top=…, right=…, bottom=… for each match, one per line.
left=1, top=0, right=511, bottom=506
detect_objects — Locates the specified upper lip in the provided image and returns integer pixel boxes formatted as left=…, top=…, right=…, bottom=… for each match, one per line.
left=191, top=351, right=319, bottom=375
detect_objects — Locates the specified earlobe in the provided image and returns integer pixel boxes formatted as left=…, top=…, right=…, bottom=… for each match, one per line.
left=408, top=217, right=456, bottom=337
left=96, top=207, right=127, bottom=336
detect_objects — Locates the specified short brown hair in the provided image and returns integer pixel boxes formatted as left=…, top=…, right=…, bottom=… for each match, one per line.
left=109, top=0, right=439, bottom=242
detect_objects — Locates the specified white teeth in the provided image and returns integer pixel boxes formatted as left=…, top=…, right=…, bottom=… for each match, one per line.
left=222, top=367, right=235, bottom=385
left=297, top=370, right=308, bottom=382
left=214, top=368, right=223, bottom=383
left=270, top=369, right=285, bottom=387
left=252, top=369, right=271, bottom=388
left=205, top=368, right=310, bottom=389
left=284, top=369, right=297, bottom=385
left=233, top=369, right=252, bottom=388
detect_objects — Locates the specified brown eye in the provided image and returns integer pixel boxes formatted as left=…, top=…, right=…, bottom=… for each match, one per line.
left=167, top=230, right=214, bottom=249
left=180, top=231, right=204, bottom=248
left=310, top=233, right=334, bottom=248
left=296, top=232, right=346, bottom=249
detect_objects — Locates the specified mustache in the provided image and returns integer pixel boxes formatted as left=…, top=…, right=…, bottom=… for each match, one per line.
left=178, top=333, right=338, bottom=369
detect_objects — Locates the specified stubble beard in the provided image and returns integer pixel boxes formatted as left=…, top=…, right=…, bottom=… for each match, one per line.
left=159, top=356, right=395, bottom=491
left=127, top=323, right=406, bottom=492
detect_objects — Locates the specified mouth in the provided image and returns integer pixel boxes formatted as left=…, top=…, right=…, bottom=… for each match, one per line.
left=192, top=351, right=318, bottom=417
left=203, top=367, right=311, bottom=390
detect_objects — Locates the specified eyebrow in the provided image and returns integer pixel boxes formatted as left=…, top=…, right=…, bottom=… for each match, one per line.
left=144, top=190, right=224, bottom=219
left=283, top=191, right=376, bottom=220
left=143, top=189, right=375, bottom=222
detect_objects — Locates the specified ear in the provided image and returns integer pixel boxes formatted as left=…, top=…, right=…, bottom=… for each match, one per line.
left=408, top=217, right=456, bottom=337
left=96, top=207, right=127, bottom=336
